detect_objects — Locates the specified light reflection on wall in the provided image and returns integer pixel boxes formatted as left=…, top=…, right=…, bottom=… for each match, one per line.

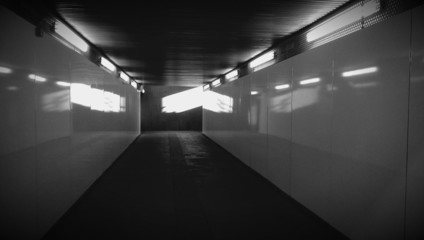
left=270, top=92, right=291, bottom=113
left=42, top=90, right=69, bottom=112
left=292, top=88, right=319, bottom=111
left=162, top=87, right=203, bottom=113
left=203, top=91, right=234, bottom=113
left=0, top=66, right=12, bottom=74
left=70, top=83, right=124, bottom=112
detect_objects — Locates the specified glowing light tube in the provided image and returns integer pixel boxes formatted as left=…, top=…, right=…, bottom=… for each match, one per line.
left=251, top=91, right=259, bottom=95
left=212, top=79, right=221, bottom=87
left=55, top=21, right=89, bottom=52
left=306, top=0, right=380, bottom=42
left=28, top=74, right=47, bottom=82
left=249, top=51, right=275, bottom=69
left=56, top=81, right=71, bottom=87
left=100, top=57, right=116, bottom=72
left=299, top=78, right=320, bottom=85
left=0, top=66, right=12, bottom=74
left=275, top=84, right=290, bottom=90
left=225, top=70, right=238, bottom=81
left=342, top=67, right=378, bottom=77
left=120, top=72, right=130, bottom=82
left=130, top=80, right=137, bottom=89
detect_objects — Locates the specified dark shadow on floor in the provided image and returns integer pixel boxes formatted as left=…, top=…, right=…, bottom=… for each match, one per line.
left=42, top=131, right=348, bottom=240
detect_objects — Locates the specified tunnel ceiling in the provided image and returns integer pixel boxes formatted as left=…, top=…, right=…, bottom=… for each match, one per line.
left=7, top=0, right=351, bottom=86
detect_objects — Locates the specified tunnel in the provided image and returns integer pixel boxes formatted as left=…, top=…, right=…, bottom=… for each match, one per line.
left=1, top=0, right=424, bottom=239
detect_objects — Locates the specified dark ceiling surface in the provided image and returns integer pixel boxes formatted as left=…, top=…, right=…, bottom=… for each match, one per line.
left=8, top=0, right=352, bottom=86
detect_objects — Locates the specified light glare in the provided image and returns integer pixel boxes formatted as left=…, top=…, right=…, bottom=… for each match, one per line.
left=56, top=81, right=71, bottom=87
left=342, top=67, right=378, bottom=77
left=249, top=51, right=275, bottom=69
left=225, top=70, right=238, bottom=81
left=162, top=87, right=203, bottom=113
left=100, top=57, right=116, bottom=72
left=55, top=21, right=89, bottom=52
left=203, top=91, right=233, bottom=113
left=131, top=81, right=137, bottom=89
left=251, top=91, right=259, bottom=95
left=28, top=74, right=47, bottom=82
left=120, top=72, right=130, bottom=82
left=300, top=78, right=320, bottom=85
left=275, top=84, right=290, bottom=90
left=0, top=66, right=12, bottom=74
left=212, top=79, right=221, bottom=87
left=70, top=83, right=124, bottom=112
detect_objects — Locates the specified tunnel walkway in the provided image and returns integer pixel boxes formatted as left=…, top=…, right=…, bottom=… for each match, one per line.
left=43, top=131, right=347, bottom=240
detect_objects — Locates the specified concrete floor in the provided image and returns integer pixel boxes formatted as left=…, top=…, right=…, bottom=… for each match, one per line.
left=43, top=131, right=347, bottom=240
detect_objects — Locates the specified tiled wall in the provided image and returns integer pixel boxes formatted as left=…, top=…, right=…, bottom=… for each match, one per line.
left=203, top=7, right=424, bottom=240
left=0, top=6, right=140, bottom=239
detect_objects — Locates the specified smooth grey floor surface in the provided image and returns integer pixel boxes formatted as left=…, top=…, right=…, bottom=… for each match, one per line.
left=43, top=131, right=348, bottom=240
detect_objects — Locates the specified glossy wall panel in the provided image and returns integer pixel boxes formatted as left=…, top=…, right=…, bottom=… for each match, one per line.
left=290, top=43, right=334, bottom=220
left=267, top=60, right=292, bottom=194
left=406, top=4, right=424, bottom=240
left=0, top=6, right=140, bottom=240
left=330, top=12, right=410, bottom=240
left=249, top=70, right=268, bottom=177
left=0, top=7, right=39, bottom=239
left=203, top=7, right=420, bottom=240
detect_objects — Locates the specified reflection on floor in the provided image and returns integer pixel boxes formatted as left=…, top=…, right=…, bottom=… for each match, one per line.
left=42, top=131, right=347, bottom=240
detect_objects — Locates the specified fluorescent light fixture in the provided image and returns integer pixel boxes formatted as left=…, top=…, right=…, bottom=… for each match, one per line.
left=251, top=91, right=259, bottom=95
left=28, top=74, right=47, bottom=82
left=300, top=78, right=320, bottom=85
left=130, top=80, right=137, bottom=89
left=225, top=70, right=238, bottom=81
left=56, top=81, right=71, bottom=87
left=100, top=57, right=116, bottom=72
left=342, top=66, right=378, bottom=77
left=212, top=79, right=221, bottom=87
left=55, top=21, right=89, bottom=52
left=275, top=84, right=290, bottom=90
left=203, top=84, right=210, bottom=91
left=120, top=72, right=130, bottom=82
left=306, top=0, right=380, bottom=42
left=0, top=66, right=12, bottom=74
left=249, top=51, right=275, bottom=69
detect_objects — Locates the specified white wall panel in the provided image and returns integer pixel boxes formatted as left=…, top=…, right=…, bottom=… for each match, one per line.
left=290, top=43, right=334, bottom=220
left=406, top=4, right=424, bottom=240
left=33, top=34, right=73, bottom=236
left=267, top=60, right=293, bottom=194
left=0, top=7, right=39, bottom=239
left=330, top=12, right=410, bottom=240
left=0, top=6, right=140, bottom=240
left=249, top=70, right=268, bottom=177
